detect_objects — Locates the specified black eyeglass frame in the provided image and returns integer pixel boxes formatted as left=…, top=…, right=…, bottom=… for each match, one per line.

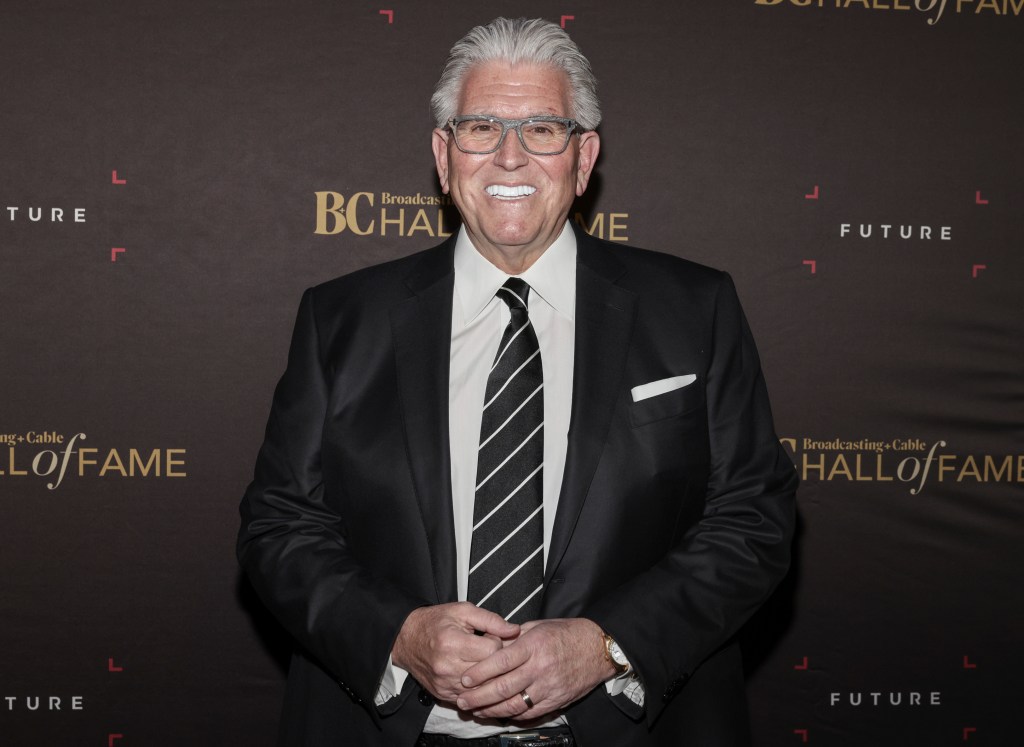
left=446, top=115, right=581, bottom=156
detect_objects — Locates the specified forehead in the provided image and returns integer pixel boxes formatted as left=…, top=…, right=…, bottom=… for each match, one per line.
left=458, top=61, right=572, bottom=118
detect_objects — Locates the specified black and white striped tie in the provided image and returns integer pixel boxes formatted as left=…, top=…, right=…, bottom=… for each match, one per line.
left=468, top=278, right=544, bottom=623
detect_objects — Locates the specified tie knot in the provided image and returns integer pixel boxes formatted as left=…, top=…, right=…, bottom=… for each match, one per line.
left=498, top=278, right=531, bottom=313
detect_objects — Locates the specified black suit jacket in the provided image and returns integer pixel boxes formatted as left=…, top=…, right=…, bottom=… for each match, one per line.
left=238, top=225, right=798, bottom=746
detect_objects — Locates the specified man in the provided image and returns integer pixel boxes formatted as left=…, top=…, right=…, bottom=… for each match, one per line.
left=239, top=17, right=797, bottom=747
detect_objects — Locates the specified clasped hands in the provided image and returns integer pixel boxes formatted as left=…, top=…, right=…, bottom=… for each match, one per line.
left=391, top=602, right=617, bottom=720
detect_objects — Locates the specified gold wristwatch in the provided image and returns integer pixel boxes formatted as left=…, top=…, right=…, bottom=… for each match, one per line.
left=602, top=633, right=631, bottom=676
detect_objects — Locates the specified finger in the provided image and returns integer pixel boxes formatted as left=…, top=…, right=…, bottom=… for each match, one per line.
left=456, top=669, right=533, bottom=712
left=460, top=640, right=529, bottom=688
left=472, top=700, right=535, bottom=720
left=457, top=604, right=520, bottom=639
left=452, top=629, right=504, bottom=664
left=470, top=686, right=552, bottom=720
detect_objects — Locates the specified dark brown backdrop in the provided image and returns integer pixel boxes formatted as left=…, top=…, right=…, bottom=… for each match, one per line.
left=1, top=1, right=1021, bottom=745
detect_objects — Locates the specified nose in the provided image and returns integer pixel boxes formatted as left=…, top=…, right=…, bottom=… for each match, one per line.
left=492, top=126, right=530, bottom=170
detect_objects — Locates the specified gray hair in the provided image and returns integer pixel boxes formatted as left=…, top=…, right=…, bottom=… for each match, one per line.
left=431, top=17, right=601, bottom=131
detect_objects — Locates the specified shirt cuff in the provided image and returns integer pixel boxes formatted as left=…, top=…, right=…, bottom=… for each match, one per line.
left=374, top=655, right=412, bottom=706
left=603, top=653, right=645, bottom=707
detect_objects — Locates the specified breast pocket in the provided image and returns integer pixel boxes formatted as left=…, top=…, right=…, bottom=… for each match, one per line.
left=628, top=380, right=706, bottom=428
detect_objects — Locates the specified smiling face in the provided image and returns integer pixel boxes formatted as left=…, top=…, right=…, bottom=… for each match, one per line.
left=432, top=61, right=600, bottom=273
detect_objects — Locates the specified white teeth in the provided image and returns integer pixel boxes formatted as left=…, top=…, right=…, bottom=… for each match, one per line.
left=485, top=184, right=537, bottom=198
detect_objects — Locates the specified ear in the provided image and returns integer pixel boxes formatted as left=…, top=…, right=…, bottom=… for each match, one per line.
left=575, top=131, right=601, bottom=196
left=432, top=128, right=451, bottom=194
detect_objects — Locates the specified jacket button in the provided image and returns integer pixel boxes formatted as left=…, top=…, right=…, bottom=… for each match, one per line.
left=418, top=689, right=434, bottom=706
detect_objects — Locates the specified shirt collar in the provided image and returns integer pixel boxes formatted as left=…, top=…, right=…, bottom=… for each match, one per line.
left=453, top=221, right=577, bottom=324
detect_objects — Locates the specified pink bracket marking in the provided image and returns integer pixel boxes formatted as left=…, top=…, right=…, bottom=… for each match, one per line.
left=793, top=728, right=809, bottom=743
left=379, top=9, right=393, bottom=23
left=560, top=15, right=575, bottom=28
left=802, top=260, right=817, bottom=274
left=975, top=190, right=988, bottom=205
left=805, top=185, right=819, bottom=200
left=108, top=657, right=124, bottom=672
left=794, top=656, right=809, bottom=670
left=963, top=655, right=977, bottom=668
left=111, top=248, right=126, bottom=263
left=111, top=170, right=127, bottom=185
left=963, top=727, right=977, bottom=741
left=108, top=735, right=124, bottom=747
left=971, top=265, right=986, bottom=279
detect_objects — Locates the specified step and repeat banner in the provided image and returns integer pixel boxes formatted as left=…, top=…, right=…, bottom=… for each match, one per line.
left=1, top=1, right=1020, bottom=745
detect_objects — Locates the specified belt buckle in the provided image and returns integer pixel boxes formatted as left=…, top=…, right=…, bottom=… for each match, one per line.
left=499, top=734, right=539, bottom=746
left=498, top=734, right=569, bottom=747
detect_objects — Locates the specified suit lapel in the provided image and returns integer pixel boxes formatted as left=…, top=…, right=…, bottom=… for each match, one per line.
left=390, top=239, right=459, bottom=604
left=546, top=229, right=637, bottom=585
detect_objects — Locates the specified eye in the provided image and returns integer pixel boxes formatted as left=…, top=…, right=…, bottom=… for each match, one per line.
left=524, top=123, right=555, bottom=136
left=469, top=121, right=500, bottom=134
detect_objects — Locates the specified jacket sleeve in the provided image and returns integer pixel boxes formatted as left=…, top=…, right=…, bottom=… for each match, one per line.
left=237, top=288, right=428, bottom=720
left=583, top=272, right=798, bottom=726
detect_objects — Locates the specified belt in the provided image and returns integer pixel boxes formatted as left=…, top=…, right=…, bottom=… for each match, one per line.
left=416, top=727, right=575, bottom=747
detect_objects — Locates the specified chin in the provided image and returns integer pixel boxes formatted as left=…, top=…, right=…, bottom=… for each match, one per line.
left=494, top=233, right=540, bottom=250
left=482, top=223, right=535, bottom=245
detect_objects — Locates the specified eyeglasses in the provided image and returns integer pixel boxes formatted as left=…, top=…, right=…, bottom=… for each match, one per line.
left=447, top=115, right=579, bottom=156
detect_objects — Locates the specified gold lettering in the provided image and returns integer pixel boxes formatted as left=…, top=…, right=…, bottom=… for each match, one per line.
left=6, top=446, right=27, bottom=476
left=976, top=0, right=1001, bottom=11
left=803, top=453, right=827, bottom=481
left=166, top=449, right=187, bottom=477
left=437, top=209, right=453, bottom=238
left=574, top=211, right=604, bottom=238
left=380, top=208, right=405, bottom=236
left=937, top=454, right=957, bottom=481
left=347, top=192, right=375, bottom=235
left=609, top=213, right=629, bottom=242
left=100, top=449, right=128, bottom=477
left=407, top=208, right=434, bottom=236
left=32, top=451, right=58, bottom=477
left=569, top=213, right=630, bottom=242
left=827, top=454, right=854, bottom=480
left=129, top=449, right=161, bottom=477
left=78, top=448, right=98, bottom=475
left=956, top=455, right=982, bottom=482
left=920, top=0, right=950, bottom=24
left=897, top=457, right=920, bottom=483
left=314, top=191, right=346, bottom=235
left=983, top=454, right=1012, bottom=481
left=854, top=454, right=873, bottom=480
left=876, top=455, right=894, bottom=481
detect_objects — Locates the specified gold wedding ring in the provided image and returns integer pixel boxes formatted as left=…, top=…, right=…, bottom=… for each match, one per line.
left=520, top=690, right=534, bottom=708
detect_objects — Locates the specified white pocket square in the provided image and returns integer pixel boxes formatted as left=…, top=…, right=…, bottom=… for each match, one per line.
left=630, top=374, right=697, bottom=403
